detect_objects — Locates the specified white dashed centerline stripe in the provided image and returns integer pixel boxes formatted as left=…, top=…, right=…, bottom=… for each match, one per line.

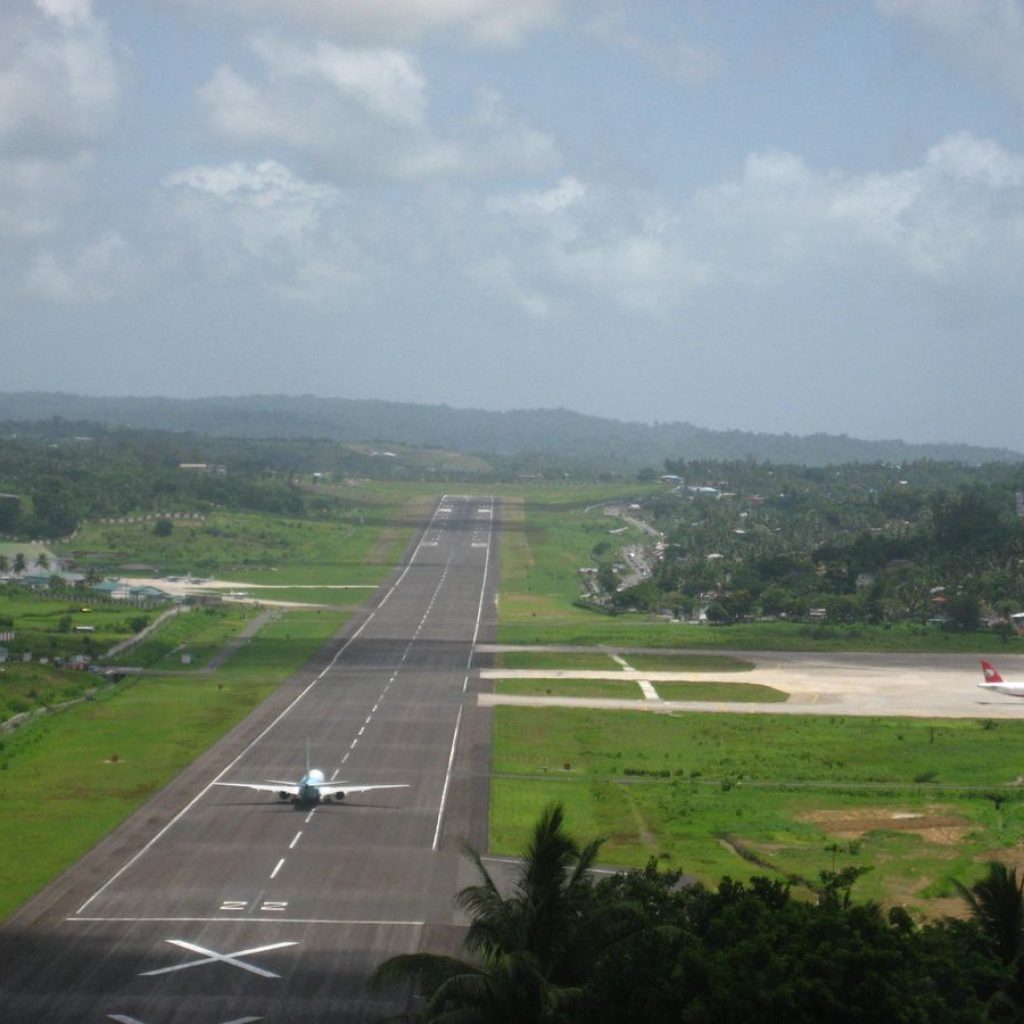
left=289, top=832, right=302, bottom=850
left=270, top=858, right=286, bottom=880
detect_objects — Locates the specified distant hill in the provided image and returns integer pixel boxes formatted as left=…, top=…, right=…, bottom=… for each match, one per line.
left=0, top=392, right=1019, bottom=470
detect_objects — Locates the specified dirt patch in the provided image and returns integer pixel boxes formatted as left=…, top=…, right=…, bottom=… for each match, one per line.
left=800, top=806, right=971, bottom=845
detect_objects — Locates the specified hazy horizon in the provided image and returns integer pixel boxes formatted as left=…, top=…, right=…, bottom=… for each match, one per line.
left=4, top=2, right=1024, bottom=450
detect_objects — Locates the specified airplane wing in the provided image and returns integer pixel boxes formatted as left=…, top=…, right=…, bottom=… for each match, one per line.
left=317, top=783, right=409, bottom=798
left=214, top=781, right=301, bottom=796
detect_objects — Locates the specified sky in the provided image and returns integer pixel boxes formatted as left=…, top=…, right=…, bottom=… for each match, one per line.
left=3, top=1, right=1024, bottom=450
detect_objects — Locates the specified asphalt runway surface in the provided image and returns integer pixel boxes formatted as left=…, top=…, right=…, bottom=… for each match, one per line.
left=0, top=495, right=500, bottom=1023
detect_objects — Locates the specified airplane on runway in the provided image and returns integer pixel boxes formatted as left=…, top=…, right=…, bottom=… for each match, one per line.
left=215, top=746, right=409, bottom=806
left=978, top=660, right=1024, bottom=698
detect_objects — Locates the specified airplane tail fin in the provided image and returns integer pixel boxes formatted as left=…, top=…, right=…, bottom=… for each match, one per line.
left=982, top=660, right=1003, bottom=684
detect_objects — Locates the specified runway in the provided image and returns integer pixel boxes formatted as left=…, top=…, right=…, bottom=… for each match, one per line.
left=0, top=495, right=499, bottom=1023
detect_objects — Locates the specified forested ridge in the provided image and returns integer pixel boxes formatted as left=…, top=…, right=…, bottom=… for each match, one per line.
left=0, top=392, right=1019, bottom=470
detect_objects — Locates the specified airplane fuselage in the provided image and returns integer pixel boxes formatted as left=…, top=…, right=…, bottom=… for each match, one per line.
left=979, top=683, right=1024, bottom=698
left=288, top=769, right=334, bottom=805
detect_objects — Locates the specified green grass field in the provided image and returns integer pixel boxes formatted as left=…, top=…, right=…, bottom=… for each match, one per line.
left=494, top=679, right=645, bottom=699
left=0, top=589, right=156, bottom=662
left=650, top=681, right=789, bottom=702
left=62, top=507, right=419, bottom=586
left=490, top=706, right=1024, bottom=912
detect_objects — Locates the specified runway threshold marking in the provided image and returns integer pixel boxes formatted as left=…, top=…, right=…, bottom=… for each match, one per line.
left=139, top=939, right=299, bottom=978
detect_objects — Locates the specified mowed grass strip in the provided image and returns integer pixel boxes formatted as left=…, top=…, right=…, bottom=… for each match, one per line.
left=0, top=607, right=349, bottom=921
left=491, top=651, right=621, bottom=670
left=494, top=679, right=644, bottom=700
left=490, top=707, right=1024, bottom=911
left=652, top=681, right=788, bottom=703
left=624, top=652, right=754, bottom=673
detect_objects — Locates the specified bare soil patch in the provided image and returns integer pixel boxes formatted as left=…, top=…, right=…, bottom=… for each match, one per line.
left=800, top=806, right=971, bottom=844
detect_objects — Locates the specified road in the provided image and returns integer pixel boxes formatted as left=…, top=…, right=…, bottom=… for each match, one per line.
left=0, top=495, right=499, bottom=1023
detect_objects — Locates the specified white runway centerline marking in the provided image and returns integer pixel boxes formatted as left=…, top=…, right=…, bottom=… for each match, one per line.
left=139, top=939, right=298, bottom=978
left=270, top=857, right=286, bottom=879
left=288, top=831, right=302, bottom=850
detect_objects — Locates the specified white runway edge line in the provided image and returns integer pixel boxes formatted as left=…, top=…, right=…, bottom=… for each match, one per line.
left=431, top=496, right=494, bottom=852
left=72, top=499, right=455, bottom=918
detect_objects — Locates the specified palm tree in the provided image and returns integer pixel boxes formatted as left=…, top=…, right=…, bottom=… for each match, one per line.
left=13, top=552, right=25, bottom=576
left=0, top=555, right=9, bottom=577
left=370, top=803, right=610, bottom=1023
left=955, top=861, right=1024, bottom=968
left=954, top=861, right=1024, bottom=1013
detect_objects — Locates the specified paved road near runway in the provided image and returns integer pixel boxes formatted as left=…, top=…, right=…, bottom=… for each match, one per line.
left=0, top=495, right=499, bottom=1023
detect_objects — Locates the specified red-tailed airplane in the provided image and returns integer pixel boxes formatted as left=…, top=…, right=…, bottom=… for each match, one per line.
left=979, top=660, right=1024, bottom=698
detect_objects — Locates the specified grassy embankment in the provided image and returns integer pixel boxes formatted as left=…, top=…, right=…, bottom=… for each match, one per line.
left=487, top=486, right=1024, bottom=916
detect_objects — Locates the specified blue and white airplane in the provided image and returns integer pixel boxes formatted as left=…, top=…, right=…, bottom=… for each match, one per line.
left=215, top=746, right=408, bottom=806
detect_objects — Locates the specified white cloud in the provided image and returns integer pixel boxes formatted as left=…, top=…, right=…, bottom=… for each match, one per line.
left=876, top=0, right=1024, bottom=107
left=0, top=0, right=118, bottom=155
left=197, top=34, right=560, bottom=181
left=159, top=159, right=369, bottom=300
left=161, top=0, right=563, bottom=48
left=0, top=1, right=123, bottom=303
left=585, top=7, right=722, bottom=87
left=22, top=231, right=135, bottom=303
left=473, top=132, right=1024, bottom=317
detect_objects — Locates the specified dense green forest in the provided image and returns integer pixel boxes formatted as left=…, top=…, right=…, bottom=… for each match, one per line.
left=609, top=460, right=1024, bottom=628
left=0, top=392, right=1019, bottom=471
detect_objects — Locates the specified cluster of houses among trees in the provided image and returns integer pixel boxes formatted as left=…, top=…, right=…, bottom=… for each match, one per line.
left=593, top=460, right=1024, bottom=631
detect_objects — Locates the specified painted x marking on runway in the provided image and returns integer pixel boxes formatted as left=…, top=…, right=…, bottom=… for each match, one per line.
left=138, top=938, right=298, bottom=978
left=110, top=1017, right=262, bottom=1024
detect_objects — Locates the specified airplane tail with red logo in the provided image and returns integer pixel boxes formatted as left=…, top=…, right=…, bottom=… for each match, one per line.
left=981, top=660, right=1004, bottom=684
